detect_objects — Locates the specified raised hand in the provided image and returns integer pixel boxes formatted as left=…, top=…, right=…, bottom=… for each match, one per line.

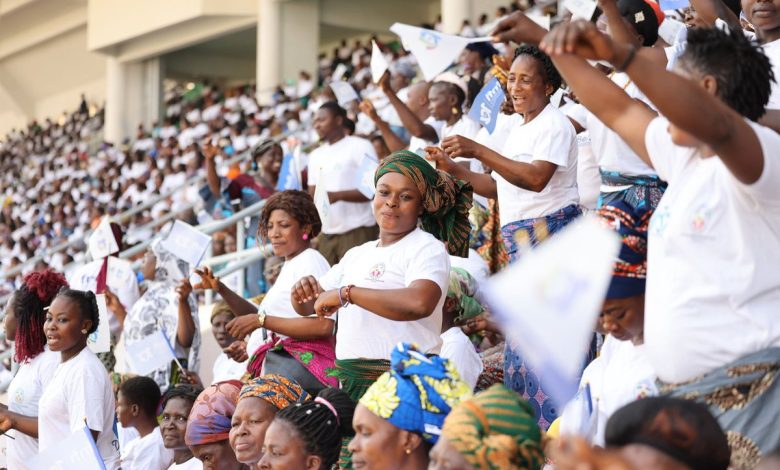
left=359, top=100, right=381, bottom=123
left=224, top=340, right=249, bottom=363
left=175, top=278, right=193, bottom=302
left=226, top=314, right=262, bottom=340
left=291, top=275, right=324, bottom=304
left=540, top=20, right=618, bottom=61
left=441, top=135, right=482, bottom=160
left=193, top=267, right=220, bottom=291
left=490, top=11, right=547, bottom=45
left=424, top=146, right=457, bottom=173
left=313, top=289, right=342, bottom=318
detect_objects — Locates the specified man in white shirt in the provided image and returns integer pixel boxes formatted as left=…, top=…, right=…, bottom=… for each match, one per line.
left=117, top=377, right=174, bottom=470
left=308, top=102, right=379, bottom=265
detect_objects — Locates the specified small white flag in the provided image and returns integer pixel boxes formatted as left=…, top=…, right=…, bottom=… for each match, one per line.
left=483, top=216, right=620, bottom=409
left=313, top=168, right=331, bottom=226
left=87, top=294, right=111, bottom=354
left=355, top=154, right=379, bottom=199
left=370, top=41, right=389, bottom=83
left=527, top=13, right=552, bottom=31
left=125, top=330, right=177, bottom=376
left=87, top=217, right=119, bottom=260
left=31, top=425, right=106, bottom=470
left=329, top=81, right=360, bottom=107
left=563, top=0, right=599, bottom=21
left=390, top=23, right=493, bottom=81
left=161, top=219, right=212, bottom=267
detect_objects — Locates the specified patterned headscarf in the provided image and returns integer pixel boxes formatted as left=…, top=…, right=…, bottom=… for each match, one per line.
left=447, top=267, right=483, bottom=322
left=441, top=384, right=544, bottom=470
left=375, top=151, right=473, bottom=257
left=185, top=380, right=242, bottom=446
left=238, top=374, right=311, bottom=410
left=360, top=342, right=472, bottom=444
left=601, top=206, right=648, bottom=300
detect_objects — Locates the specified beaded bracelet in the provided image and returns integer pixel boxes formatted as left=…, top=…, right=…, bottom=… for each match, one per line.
left=344, top=284, right=355, bottom=305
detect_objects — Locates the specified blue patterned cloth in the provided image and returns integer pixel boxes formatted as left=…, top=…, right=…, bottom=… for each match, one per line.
left=500, top=204, right=582, bottom=430
left=360, top=343, right=472, bottom=444
left=597, top=171, right=666, bottom=299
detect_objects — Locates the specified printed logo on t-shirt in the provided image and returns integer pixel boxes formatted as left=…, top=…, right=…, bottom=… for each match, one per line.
left=367, top=263, right=386, bottom=282
left=14, top=388, right=23, bottom=404
left=650, top=205, right=670, bottom=236
left=690, top=202, right=716, bottom=234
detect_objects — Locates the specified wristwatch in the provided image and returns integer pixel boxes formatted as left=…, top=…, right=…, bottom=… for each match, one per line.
left=257, top=309, right=267, bottom=328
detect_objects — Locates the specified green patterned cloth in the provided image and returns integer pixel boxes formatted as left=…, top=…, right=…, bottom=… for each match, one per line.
left=375, top=150, right=473, bottom=257
left=441, top=384, right=544, bottom=470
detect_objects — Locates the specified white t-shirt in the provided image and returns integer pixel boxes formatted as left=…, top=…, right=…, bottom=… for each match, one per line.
left=6, top=349, right=60, bottom=469
left=440, top=327, right=483, bottom=390
left=319, top=228, right=450, bottom=360
left=68, top=257, right=140, bottom=336
left=495, top=104, right=579, bottom=226
left=212, top=352, right=248, bottom=384
left=308, top=136, right=378, bottom=235
left=168, top=457, right=203, bottom=470
left=562, top=336, right=657, bottom=446
left=38, top=348, right=120, bottom=469
left=763, top=39, right=780, bottom=109
left=564, top=75, right=656, bottom=178
left=246, top=249, right=331, bottom=354
left=408, top=117, right=445, bottom=155
left=644, top=117, right=780, bottom=383
left=121, top=429, right=174, bottom=470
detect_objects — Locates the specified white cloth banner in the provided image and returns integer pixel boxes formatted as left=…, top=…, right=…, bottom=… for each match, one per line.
left=31, top=425, right=106, bottom=470
left=390, top=23, right=492, bottom=81
left=483, top=216, right=620, bottom=409
left=125, top=329, right=176, bottom=376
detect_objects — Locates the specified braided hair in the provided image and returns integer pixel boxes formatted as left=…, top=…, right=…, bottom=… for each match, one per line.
left=54, top=288, right=100, bottom=335
left=274, top=387, right=356, bottom=469
left=11, top=269, right=68, bottom=363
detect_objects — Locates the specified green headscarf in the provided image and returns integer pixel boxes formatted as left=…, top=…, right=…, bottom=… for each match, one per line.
left=441, top=384, right=544, bottom=470
left=448, top=267, right=484, bottom=322
left=375, top=150, right=473, bottom=257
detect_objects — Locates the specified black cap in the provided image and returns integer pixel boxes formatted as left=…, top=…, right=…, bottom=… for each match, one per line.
left=618, top=0, right=660, bottom=46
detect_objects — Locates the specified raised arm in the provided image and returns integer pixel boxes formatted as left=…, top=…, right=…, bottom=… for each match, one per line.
left=379, top=74, right=439, bottom=142
left=194, top=267, right=258, bottom=316
left=542, top=20, right=766, bottom=183
left=540, top=23, right=656, bottom=165
left=314, top=280, right=442, bottom=322
left=175, top=279, right=197, bottom=348
left=203, top=144, right=221, bottom=197
left=359, top=100, right=406, bottom=153
left=688, top=0, right=740, bottom=28
left=442, top=135, right=558, bottom=193
left=425, top=147, right=498, bottom=199
left=597, top=0, right=641, bottom=48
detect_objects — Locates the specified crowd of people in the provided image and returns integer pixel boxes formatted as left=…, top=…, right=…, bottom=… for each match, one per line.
left=0, top=0, right=780, bottom=468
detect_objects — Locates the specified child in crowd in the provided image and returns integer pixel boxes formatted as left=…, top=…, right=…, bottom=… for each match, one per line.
left=118, top=376, right=174, bottom=469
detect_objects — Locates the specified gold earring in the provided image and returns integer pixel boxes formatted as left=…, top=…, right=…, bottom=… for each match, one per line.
left=451, top=106, right=459, bottom=115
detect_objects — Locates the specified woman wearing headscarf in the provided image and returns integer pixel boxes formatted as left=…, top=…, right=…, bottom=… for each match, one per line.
left=440, top=267, right=485, bottom=390
left=292, top=150, right=473, bottom=402
left=348, top=343, right=471, bottom=470
left=122, top=239, right=200, bottom=392
left=430, top=384, right=545, bottom=470
left=185, top=380, right=246, bottom=470
left=229, top=375, right=310, bottom=469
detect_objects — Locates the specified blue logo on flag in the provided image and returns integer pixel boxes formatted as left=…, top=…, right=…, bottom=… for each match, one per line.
left=467, top=77, right=506, bottom=134
left=276, top=153, right=301, bottom=191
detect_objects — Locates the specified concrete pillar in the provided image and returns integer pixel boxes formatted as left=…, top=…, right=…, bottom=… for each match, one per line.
left=257, top=0, right=319, bottom=105
left=256, top=0, right=282, bottom=105
left=441, top=0, right=472, bottom=34
left=104, top=56, right=124, bottom=144
left=104, top=56, right=162, bottom=144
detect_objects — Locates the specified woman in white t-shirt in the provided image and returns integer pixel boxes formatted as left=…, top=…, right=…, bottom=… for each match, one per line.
left=160, top=384, right=204, bottom=470
left=428, top=46, right=582, bottom=429
left=541, top=21, right=780, bottom=464
left=0, top=270, right=68, bottom=470
left=196, top=190, right=333, bottom=395
left=291, top=151, right=472, bottom=404
left=37, top=288, right=120, bottom=468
